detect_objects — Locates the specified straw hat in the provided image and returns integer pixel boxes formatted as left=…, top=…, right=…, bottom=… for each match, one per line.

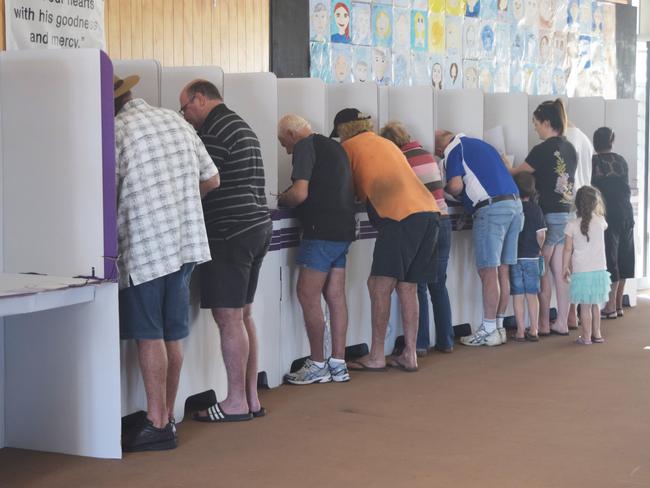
left=113, top=74, right=140, bottom=98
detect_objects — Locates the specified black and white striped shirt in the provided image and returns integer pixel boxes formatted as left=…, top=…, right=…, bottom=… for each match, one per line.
left=199, top=103, right=271, bottom=241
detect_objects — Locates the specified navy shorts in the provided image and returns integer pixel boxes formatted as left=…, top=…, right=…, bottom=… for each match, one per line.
left=509, top=258, right=541, bottom=295
left=296, top=239, right=352, bottom=273
left=119, top=263, right=195, bottom=341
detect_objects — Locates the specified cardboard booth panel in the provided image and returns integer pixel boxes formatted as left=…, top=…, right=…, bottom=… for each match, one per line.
left=161, top=66, right=225, bottom=113
left=605, top=99, right=638, bottom=186
left=387, top=86, right=435, bottom=154
left=224, top=73, right=279, bottom=210
left=377, top=85, right=390, bottom=131
left=277, top=78, right=327, bottom=192
left=435, top=89, right=484, bottom=139
left=113, top=59, right=162, bottom=107
left=484, top=92, right=529, bottom=167
left=0, top=49, right=106, bottom=278
left=327, top=83, right=380, bottom=136
left=527, top=95, right=569, bottom=150
left=567, top=96, right=605, bottom=155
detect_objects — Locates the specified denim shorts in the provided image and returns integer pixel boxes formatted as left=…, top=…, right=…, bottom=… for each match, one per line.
left=119, top=263, right=195, bottom=341
left=544, top=212, right=570, bottom=246
left=509, top=258, right=541, bottom=295
left=472, top=199, right=524, bottom=269
left=297, top=239, right=352, bottom=273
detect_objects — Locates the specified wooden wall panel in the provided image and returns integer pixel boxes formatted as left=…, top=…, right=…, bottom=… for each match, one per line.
left=104, top=0, right=269, bottom=72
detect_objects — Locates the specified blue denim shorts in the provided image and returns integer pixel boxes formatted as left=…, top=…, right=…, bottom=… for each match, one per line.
left=544, top=212, right=570, bottom=246
left=119, top=263, right=195, bottom=341
left=509, top=258, right=542, bottom=295
left=472, top=199, right=524, bottom=269
left=296, top=239, right=352, bottom=273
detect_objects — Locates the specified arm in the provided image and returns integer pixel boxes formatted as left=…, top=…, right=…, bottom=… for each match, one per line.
left=195, top=133, right=221, bottom=198
left=562, top=235, right=573, bottom=282
left=445, top=176, right=464, bottom=197
left=278, top=179, right=309, bottom=208
left=509, top=161, right=535, bottom=176
left=200, top=174, right=220, bottom=198
left=536, top=229, right=546, bottom=252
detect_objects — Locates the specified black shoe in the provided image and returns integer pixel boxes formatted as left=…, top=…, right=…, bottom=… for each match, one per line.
left=122, top=418, right=177, bottom=452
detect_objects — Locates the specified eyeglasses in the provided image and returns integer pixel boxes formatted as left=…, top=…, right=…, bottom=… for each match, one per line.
left=179, top=95, right=196, bottom=116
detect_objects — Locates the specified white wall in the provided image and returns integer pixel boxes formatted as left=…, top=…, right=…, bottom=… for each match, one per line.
left=113, top=59, right=162, bottom=107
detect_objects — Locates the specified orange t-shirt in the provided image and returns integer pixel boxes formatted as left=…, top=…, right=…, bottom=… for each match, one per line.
left=342, top=131, right=439, bottom=221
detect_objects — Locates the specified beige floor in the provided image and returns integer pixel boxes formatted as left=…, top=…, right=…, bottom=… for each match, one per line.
left=2, top=299, right=650, bottom=488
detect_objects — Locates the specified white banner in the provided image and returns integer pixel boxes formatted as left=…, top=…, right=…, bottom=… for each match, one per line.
left=5, top=0, right=105, bottom=50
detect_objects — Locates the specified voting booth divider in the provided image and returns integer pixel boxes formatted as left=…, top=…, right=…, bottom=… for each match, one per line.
left=0, top=50, right=640, bottom=458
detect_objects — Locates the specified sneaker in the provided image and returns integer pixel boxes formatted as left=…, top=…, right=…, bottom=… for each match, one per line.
left=497, top=327, right=507, bottom=344
left=460, top=326, right=502, bottom=347
left=328, top=358, right=350, bottom=383
left=122, top=418, right=176, bottom=452
left=169, top=417, right=177, bottom=439
left=284, top=358, right=332, bottom=385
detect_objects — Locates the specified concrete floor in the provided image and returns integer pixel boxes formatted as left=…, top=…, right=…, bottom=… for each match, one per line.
left=1, top=298, right=650, bottom=488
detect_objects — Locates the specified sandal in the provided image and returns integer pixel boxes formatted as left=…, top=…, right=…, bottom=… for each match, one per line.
left=591, top=337, right=605, bottom=344
left=616, top=308, right=624, bottom=318
left=601, top=309, right=617, bottom=320
left=192, top=403, right=253, bottom=423
left=525, top=332, right=539, bottom=342
left=575, top=337, right=592, bottom=345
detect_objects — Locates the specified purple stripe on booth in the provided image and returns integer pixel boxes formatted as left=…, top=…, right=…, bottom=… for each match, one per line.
left=100, top=52, right=118, bottom=281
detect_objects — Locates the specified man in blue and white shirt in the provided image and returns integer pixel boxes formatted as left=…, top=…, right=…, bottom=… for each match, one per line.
left=436, top=130, right=523, bottom=347
left=114, top=74, right=220, bottom=452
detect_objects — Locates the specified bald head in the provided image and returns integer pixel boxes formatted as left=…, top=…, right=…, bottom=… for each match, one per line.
left=435, top=129, right=455, bottom=158
left=179, top=79, right=223, bottom=129
left=277, top=114, right=313, bottom=154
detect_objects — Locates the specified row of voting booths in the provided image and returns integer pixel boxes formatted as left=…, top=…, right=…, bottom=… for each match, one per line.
left=0, top=48, right=641, bottom=459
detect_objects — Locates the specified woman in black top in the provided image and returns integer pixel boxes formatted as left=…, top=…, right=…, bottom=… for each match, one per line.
left=510, top=99, right=577, bottom=335
left=591, top=127, right=635, bottom=319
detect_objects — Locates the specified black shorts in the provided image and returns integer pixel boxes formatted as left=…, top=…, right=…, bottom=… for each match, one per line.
left=371, top=212, right=440, bottom=283
left=605, top=221, right=635, bottom=282
left=200, top=222, right=272, bottom=309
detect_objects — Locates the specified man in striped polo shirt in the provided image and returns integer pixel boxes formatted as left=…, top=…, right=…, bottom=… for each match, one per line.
left=180, top=80, right=272, bottom=422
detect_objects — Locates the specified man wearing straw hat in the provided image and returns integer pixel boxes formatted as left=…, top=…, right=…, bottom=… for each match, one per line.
left=114, top=74, right=220, bottom=452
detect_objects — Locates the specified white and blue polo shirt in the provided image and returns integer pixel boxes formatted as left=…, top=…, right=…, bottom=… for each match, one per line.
left=443, top=133, right=519, bottom=212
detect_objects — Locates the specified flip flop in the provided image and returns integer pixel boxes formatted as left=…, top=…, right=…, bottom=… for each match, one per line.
left=601, top=310, right=617, bottom=320
left=616, top=308, right=624, bottom=318
left=538, top=331, right=551, bottom=336
left=591, top=337, right=605, bottom=344
left=251, top=407, right=266, bottom=418
left=575, top=337, right=592, bottom=345
left=386, top=357, right=418, bottom=373
left=192, top=403, right=253, bottom=423
left=513, top=336, right=526, bottom=343
left=347, top=360, right=387, bottom=372
left=549, top=329, right=570, bottom=336
left=525, top=332, right=539, bottom=342
left=568, top=324, right=579, bottom=330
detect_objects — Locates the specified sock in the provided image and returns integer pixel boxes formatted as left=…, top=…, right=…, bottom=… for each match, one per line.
left=482, top=319, right=497, bottom=333
left=311, top=360, right=326, bottom=368
left=328, top=357, right=345, bottom=365
left=496, top=315, right=505, bottom=328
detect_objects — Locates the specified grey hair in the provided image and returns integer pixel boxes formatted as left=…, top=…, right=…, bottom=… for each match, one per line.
left=278, top=114, right=312, bottom=138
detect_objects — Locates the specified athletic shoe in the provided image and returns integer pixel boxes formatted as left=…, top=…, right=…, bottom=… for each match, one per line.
left=284, top=358, right=332, bottom=385
left=122, top=419, right=176, bottom=452
left=328, top=358, right=351, bottom=383
left=460, top=325, right=502, bottom=347
left=497, top=327, right=507, bottom=344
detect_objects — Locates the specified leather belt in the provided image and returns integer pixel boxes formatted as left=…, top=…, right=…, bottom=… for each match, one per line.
left=474, top=194, right=519, bottom=211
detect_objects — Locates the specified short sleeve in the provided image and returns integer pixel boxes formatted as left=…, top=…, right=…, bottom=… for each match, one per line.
left=445, top=145, right=465, bottom=179
left=291, top=136, right=316, bottom=181
left=564, top=219, right=577, bottom=239
left=525, top=143, right=544, bottom=171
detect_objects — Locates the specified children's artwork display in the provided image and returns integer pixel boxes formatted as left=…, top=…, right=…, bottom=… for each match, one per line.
left=309, top=0, right=617, bottom=96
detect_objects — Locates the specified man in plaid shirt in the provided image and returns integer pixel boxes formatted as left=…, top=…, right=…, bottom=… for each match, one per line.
left=114, top=74, right=220, bottom=452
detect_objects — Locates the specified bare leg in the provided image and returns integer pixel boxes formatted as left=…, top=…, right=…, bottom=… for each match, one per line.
left=296, top=267, right=329, bottom=362
left=165, top=340, right=183, bottom=422
left=137, top=339, right=168, bottom=428
left=525, top=293, right=539, bottom=336
left=604, top=281, right=618, bottom=313
left=539, top=245, right=555, bottom=334
left=616, top=279, right=627, bottom=311
left=579, top=303, right=592, bottom=342
left=568, top=303, right=578, bottom=328
left=513, top=294, right=526, bottom=339
left=497, top=264, right=510, bottom=316
left=550, top=244, right=570, bottom=333
left=323, top=268, right=348, bottom=360
left=359, top=275, right=397, bottom=368
left=210, top=307, right=249, bottom=415
left=394, top=281, right=419, bottom=370
left=591, top=304, right=603, bottom=340
left=478, top=266, right=499, bottom=320
left=243, top=304, right=261, bottom=413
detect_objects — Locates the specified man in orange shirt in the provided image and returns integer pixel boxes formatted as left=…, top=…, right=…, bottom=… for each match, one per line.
left=331, top=108, right=440, bottom=372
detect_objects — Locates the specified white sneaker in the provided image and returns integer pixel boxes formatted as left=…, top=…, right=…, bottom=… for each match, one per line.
left=497, top=327, right=507, bottom=344
left=284, top=358, right=332, bottom=385
left=460, top=325, right=502, bottom=347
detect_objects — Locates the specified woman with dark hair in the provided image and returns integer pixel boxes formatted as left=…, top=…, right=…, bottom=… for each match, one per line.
left=591, top=127, right=635, bottom=319
left=509, top=99, right=577, bottom=336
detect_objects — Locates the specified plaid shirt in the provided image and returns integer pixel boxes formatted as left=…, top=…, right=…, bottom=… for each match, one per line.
left=115, top=99, right=218, bottom=289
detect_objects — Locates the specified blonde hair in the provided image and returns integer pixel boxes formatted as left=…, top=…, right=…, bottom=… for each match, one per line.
left=278, top=114, right=311, bottom=138
left=337, top=118, right=374, bottom=141
left=380, top=121, right=411, bottom=147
